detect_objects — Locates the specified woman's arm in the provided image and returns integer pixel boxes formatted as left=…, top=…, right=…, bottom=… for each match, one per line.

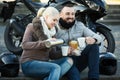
left=22, top=23, right=47, bottom=50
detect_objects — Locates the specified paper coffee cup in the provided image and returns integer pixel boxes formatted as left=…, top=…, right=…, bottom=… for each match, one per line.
left=77, top=37, right=86, bottom=50
left=61, top=46, right=69, bottom=56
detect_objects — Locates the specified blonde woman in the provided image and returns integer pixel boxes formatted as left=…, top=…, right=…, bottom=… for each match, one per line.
left=20, top=7, right=73, bottom=80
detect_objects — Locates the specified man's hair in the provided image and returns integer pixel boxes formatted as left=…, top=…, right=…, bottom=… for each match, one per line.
left=63, top=3, right=75, bottom=7
left=56, top=2, right=76, bottom=12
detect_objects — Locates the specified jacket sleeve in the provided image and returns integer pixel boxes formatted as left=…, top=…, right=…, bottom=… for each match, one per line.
left=82, top=24, right=102, bottom=44
left=22, top=23, right=47, bottom=50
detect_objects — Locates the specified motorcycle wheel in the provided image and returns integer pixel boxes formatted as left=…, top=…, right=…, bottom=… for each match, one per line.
left=96, top=27, right=115, bottom=53
left=4, top=24, right=23, bottom=55
left=4, top=14, right=34, bottom=55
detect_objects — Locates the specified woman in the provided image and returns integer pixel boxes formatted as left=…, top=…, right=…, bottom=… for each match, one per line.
left=20, top=7, right=73, bottom=80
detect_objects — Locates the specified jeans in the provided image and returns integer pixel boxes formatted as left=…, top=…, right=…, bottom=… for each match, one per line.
left=66, top=44, right=99, bottom=80
left=21, top=57, right=72, bottom=80
left=65, top=65, right=80, bottom=80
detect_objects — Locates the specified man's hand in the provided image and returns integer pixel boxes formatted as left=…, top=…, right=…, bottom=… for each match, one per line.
left=67, top=47, right=75, bottom=55
left=85, top=37, right=96, bottom=44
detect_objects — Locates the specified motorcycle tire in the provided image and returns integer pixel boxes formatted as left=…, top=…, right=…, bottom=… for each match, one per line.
left=4, top=14, right=34, bottom=55
left=4, top=24, right=23, bottom=55
left=96, top=27, right=115, bottom=53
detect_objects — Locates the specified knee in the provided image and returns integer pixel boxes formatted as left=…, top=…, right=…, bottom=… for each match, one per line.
left=53, top=64, right=61, bottom=71
left=90, top=44, right=99, bottom=51
left=92, top=44, right=99, bottom=48
left=51, top=64, right=61, bottom=74
left=50, top=64, right=61, bottom=76
left=67, top=57, right=73, bottom=66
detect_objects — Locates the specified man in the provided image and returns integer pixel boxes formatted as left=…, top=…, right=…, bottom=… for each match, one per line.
left=55, top=4, right=102, bottom=80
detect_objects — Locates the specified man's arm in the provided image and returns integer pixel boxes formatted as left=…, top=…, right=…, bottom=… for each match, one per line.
left=82, top=25, right=102, bottom=44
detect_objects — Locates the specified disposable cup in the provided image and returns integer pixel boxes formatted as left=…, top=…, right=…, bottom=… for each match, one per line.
left=69, top=40, right=78, bottom=49
left=77, top=37, right=86, bottom=50
left=61, top=46, right=69, bottom=56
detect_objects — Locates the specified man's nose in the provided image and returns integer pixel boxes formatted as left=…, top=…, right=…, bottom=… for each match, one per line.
left=54, top=21, right=57, bottom=24
left=69, top=14, right=74, bottom=18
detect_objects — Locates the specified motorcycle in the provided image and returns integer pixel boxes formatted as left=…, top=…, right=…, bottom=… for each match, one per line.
left=1, top=0, right=115, bottom=55
left=72, top=0, right=115, bottom=53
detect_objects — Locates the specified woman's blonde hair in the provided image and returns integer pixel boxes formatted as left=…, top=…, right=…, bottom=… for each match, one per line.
left=37, top=7, right=59, bottom=18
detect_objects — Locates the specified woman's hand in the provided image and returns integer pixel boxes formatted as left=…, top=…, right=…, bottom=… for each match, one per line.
left=85, top=37, right=96, bottom=44
left=46, top=38, right=56, bottom=41
left=67, top=47, right=76, bottom=55
left=67, top=47, right=81, bottom=56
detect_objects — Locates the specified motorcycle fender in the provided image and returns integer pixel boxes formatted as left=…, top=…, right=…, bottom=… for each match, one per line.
left=95, top=23, right=111, bottom=31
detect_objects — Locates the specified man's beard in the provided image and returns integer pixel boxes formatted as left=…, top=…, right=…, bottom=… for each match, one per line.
left=59, top=18, right=75, bottom=29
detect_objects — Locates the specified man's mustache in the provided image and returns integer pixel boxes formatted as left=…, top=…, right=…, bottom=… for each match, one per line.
left=66, top=18, right=74, bottom=21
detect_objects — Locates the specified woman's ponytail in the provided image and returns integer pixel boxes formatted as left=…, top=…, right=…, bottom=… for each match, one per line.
left=37, top=7, right=46, bottom=18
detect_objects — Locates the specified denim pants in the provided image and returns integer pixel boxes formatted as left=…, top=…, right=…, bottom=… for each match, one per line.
left=66, top=44, right=99, bottom=80
left=21, top=57, right=72, bottom=80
